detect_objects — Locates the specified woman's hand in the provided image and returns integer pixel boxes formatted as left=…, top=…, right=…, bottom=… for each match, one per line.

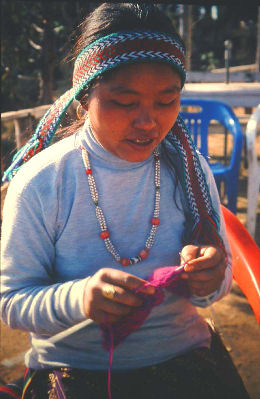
left=180, top=245, right=227, bottom=297
left=83, top=268, right=155, bottom=324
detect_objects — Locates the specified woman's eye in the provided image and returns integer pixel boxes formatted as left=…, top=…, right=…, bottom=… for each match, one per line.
left=112, top=100, right=135, bottom=107
left=158, top=99, right=176, bottom=106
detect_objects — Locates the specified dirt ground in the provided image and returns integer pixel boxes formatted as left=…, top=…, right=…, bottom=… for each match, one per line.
left=0, top=122, right=260, bottom=398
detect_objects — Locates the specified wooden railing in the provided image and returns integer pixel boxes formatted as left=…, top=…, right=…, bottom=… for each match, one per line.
left=187, top=70, right=260, bottom=83
left=0, top=101, right=256, bottom=223
left=1, top=104, right=51, bottom=150
left=2, top=80, right=260, bottom=143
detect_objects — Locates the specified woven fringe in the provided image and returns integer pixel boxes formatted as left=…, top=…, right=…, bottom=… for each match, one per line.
left=167, top=116, right=225, bottom=253
left=2, top=89, right=75, bottom=183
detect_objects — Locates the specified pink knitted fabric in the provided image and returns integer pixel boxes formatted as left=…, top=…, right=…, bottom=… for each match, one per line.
left=101, top=265, right=189, bottom=350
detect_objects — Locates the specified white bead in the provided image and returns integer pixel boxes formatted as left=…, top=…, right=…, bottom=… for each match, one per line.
left=81, top=145, right=161, bottom=265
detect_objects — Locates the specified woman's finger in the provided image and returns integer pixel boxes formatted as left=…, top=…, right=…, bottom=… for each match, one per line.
left=90, top=309, right=121, bottom=325
left=98, top=268, right=155, bottom=295
left=185, top=261, right=226, bottom=282
left=84, top=283, right=134, bottom=322
left=83, top=268, right=155, bottom=322
left=99, top=297, right=133, bottom=317
left=101, top=284, right=143, bottom=307
left=180, top=245, right=200, bottom=264
left=187, top=262, right=226, bottom=296
left=184, top=246, right=224, bottom=272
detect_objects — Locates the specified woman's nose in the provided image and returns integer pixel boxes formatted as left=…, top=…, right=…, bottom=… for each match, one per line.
left=132, top=106, right=157, bottom=130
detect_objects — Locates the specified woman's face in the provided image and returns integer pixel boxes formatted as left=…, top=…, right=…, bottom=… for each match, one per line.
left=85, top=62, right=181, bottom=162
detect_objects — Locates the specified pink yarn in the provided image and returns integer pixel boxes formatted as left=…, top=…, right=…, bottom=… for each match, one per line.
left=101, top=265, right=189, bottom=398
left=101, top=265, right=189, bottom=350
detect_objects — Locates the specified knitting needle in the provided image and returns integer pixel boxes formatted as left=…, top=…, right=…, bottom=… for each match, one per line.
left=48, top=260, right=186, bottom=345
left=179, top=252, right=188, bottom=269
left=47, top=318, right=93, bottom=344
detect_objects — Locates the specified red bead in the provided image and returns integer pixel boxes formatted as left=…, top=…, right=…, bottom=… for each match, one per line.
left=154, top=155, right=160, bottom=161
left=151, top=217, right=160, bottom=225
left=86, top=169, right=92, bottom=175
left=139, top=249, right=149, bottom=259
left=100, top=231, right=109, bottom=239
left=120, top=257, right=130, bottom=266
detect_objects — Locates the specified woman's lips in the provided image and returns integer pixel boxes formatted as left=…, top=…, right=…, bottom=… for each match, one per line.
left=126, top=138, right=154, bottom=147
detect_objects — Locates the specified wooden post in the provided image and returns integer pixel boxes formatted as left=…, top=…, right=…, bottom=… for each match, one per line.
left=27, top=113, right=33, bottom=134
left=182, top=5, right=193, bottom=71
left=256, top=7, right=260, bottom=72
left=13, top=119, right=22, bottom=150
left=38, top=3, right=55, bottom=104
left=186, top=5, right=193, bottom=72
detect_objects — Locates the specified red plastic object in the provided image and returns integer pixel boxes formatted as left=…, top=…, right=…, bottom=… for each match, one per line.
left=221, top=205, right=260, bottom=323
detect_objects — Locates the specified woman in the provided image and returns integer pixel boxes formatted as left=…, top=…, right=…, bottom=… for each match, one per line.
left=1, top=3, right=249, bottom=399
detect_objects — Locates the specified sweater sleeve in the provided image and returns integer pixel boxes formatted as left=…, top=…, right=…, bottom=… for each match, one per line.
left=0, top=177, right=88, bottom=336
left=188, top=155, right=233, bottom=308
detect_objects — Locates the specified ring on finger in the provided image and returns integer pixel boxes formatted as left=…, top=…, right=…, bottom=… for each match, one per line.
left=102, top=284, right=116, bottom=300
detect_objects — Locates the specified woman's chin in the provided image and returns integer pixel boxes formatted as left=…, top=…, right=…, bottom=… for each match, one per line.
left=118, top=150, right=154, bottom=163
left=117, top=141, right=156, bottom=162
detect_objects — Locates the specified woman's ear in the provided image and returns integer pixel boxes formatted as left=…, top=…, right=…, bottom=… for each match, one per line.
left=76, top=103, right=88, bottom=120
left=81, top=101, right=88, bottom=111
left=79, top=91, right=89, bottom=111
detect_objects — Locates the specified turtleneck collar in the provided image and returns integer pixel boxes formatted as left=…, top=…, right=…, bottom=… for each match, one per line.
left=79, top=120, right=155, bottom=170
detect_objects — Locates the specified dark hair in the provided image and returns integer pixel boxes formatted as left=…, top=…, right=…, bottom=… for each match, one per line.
left=59, top=4, right=185, bottom=212
left=68, top=3, right=184, bottom=212
left=72, top=3, right=184, bottom=104
left=73, top=3, right=184, bottom=59
left=61, top=3, right=184, bottom=132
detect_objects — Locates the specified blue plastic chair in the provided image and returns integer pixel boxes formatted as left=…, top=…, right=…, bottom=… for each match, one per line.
left=180, top=99, right=244, bottom=214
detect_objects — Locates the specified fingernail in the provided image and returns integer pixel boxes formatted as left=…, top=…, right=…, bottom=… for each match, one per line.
left=145, top=285, right=155, bottom=294
left=184, top=263, right=192, bottom=272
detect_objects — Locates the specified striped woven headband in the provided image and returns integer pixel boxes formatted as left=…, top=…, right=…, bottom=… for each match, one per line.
left=2, top=29, right=225, bottom=252
left=73, top=31, right=186, bottom=93
left=2, top=31, right=185, bottom=182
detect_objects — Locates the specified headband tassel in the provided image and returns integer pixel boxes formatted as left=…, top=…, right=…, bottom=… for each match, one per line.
left=2, top=30, right=225, bottom=256
left=2, top=89, right=75, bottom=182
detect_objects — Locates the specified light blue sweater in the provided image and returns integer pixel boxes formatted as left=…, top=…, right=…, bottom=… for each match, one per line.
left=1, top=123, right=232, bottom=370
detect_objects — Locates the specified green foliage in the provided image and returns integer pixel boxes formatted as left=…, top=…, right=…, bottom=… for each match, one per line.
left=1, top=2, right=259, bottom=112
left=1, top=1, right=42, bottom=110
left=200, top=52, right=220, bottom=71
left=191, top=5, right=258, bottom=71
left=1, top=0, right=94, bottom=112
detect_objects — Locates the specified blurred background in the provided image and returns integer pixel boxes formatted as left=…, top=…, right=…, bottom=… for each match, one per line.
left=1, top=3, right=259, bottom=109
left=1, top=2, right=260, bottom=398
left=1, top=2, right=260, bottom=187
left=1, top=2, right=260, bottom=170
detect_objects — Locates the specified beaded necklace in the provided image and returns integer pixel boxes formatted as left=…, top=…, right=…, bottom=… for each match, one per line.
left=80, top=144, right=161, bottom=266
left=2, top=29, right=226, bottom=260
